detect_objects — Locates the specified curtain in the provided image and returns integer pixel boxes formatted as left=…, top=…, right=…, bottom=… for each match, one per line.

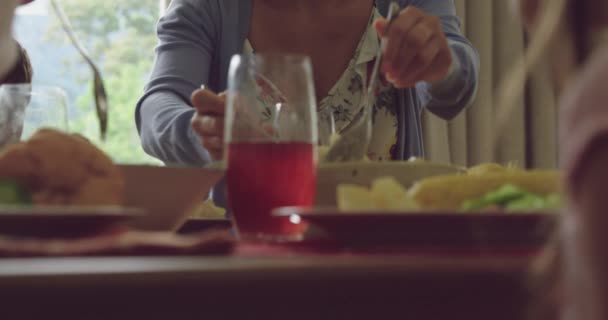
left=422, top=0, right=558, bottom=169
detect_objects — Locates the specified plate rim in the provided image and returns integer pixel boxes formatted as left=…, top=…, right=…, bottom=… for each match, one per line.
left=272, top=206, right=558, bottom=219
left=0, top=205, right=146, bottom=217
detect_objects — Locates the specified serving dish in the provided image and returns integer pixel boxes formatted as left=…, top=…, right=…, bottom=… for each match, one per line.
left=274, top=206, right=557, bottom=249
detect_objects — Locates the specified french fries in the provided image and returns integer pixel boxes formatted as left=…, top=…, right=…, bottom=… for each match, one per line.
left=337, top=184, right=376, bottom=211
left=337, top=176, right=418, bottom=211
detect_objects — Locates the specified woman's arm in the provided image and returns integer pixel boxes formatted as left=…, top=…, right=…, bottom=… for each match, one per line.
left=136, top=0, right=219, bottom=166
left=408, top=0, right=480, bottom=120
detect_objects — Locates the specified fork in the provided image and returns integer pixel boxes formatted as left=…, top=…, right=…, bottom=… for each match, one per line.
left=323, top=2, right=400, bottom=163
left=50, top=0, right=108, bottom=140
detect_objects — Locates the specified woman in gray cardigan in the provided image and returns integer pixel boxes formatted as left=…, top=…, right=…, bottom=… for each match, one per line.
left=136, top=0, right=479, bottom=207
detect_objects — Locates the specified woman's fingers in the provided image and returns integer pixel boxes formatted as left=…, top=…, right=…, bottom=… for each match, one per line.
left=200, top=115, right=224, bottom=136
left=202, top=136, right=223, bottom=159
left=376, top=6, right=453, bottom=88
left=378, top=7, right=424, bottom=75
left=393, top=22, right=435, bottom=79
left=394, top=37, right=443, bottom=88
left=190, top=87, right=226, bottom=160
left=192, top=113, right=223, bottom=135
left=191, top=114, right=224, bottom=159
left=191, top=87, right=225, bottom=115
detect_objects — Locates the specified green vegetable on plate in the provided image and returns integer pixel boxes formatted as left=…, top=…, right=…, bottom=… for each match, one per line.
left=461, top=184, right=561, bottom=212
left=0, top=180, right=31, bottom=205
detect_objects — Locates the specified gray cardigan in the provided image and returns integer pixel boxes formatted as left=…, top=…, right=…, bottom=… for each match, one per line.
left=135, top=0, right=479, bottom=207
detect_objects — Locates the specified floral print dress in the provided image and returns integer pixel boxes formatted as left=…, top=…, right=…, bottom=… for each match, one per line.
left=244, top=8, right=399, bottom=161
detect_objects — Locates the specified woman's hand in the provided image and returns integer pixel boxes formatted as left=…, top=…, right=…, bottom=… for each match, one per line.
left=375, top=6, right=453, bottom=88
left=190, top=88, right=226, bottom=160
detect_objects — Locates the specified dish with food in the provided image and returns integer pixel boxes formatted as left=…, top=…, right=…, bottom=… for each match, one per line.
left=273, top=206, right=556, bottom=249
left=0, top=128, right=226, bottom=233
left=0, top=128, right=124, bottom=206
left=274, top=163, right=560, bottom=248
left=337, top=163, right=561, bottom=213
left=0, top=129, right=143, bottom=237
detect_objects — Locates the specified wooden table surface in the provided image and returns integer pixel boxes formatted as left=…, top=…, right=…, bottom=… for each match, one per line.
left=0, top=254, right=534, bottom=320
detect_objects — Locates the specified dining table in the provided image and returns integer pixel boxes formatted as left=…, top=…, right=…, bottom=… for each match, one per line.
left=0, top=238, right=537, bottom=320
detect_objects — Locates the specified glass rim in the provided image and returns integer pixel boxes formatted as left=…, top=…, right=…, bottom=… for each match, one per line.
left=0, top=83, right=68, bottom=97
left=232, top=53, right=313, bottom=66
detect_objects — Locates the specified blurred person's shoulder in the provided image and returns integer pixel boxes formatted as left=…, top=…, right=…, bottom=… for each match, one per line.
left=559, top=44, right=608, bottom=183
left=560, top=44, right=608, bottom=129
left=0, top=41, right=32, bottom=85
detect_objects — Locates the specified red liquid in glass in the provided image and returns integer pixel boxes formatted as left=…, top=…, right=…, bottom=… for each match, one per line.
left=226, top=142, right=316, bottom=237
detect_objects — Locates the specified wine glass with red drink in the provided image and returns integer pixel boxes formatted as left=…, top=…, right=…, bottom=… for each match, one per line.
left=225, top=54, right=318, bottom=241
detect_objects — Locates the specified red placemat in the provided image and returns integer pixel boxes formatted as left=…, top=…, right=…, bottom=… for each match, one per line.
left=0, top=228, right=235, bottom=257
left=235, top=238, right=544, bottom=258
left=0, top=229, right=543, bottom=258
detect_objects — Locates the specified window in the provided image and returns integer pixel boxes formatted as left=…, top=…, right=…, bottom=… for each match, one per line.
left=14, top=0, right=162, bottom=164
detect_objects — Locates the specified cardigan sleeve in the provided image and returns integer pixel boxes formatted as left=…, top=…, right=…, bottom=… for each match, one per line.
left=409, top=0, right=480, bottom=120
left=377, top=0, right=480, bottom=120
left=135, top=0, right=220, bottom=166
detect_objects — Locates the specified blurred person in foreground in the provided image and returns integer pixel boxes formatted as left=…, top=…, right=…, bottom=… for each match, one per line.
left=507, top=0, right=608, bottom=319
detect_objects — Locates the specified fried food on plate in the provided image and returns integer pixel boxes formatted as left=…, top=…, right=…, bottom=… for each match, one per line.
left=408, top=169, right=560, bottom=210
left=337, top=184, right=376, bottom=211
left=0, top=128, right=124, bottom=206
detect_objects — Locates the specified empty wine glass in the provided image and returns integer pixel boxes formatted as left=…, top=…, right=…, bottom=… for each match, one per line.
left=0, top=84, right=69, bottom=148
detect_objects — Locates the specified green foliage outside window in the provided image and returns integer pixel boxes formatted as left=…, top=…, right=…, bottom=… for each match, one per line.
left=46, top=0, right=162, bottom=164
